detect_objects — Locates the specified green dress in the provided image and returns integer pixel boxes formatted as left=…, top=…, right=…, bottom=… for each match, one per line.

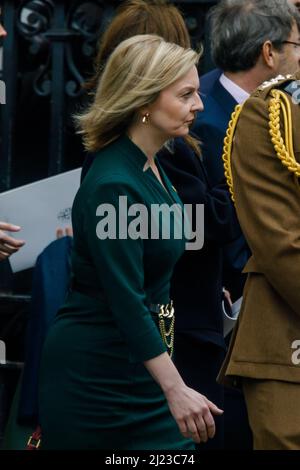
left=38, top=135, right=194, bottom=450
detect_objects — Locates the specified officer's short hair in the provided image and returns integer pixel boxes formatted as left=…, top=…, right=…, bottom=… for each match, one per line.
left=210, top=0, right=300, bottom=72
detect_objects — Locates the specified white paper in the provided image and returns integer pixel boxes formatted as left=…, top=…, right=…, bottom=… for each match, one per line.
left=222, top=296, right=243, bottom=337
left=0, top=168, right=81, bottom=272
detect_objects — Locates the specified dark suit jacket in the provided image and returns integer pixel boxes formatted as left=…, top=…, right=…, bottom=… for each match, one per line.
left=194, top=79, right=237, bottom=186
left=158, top=138, right=241, bottom=347
left=193, top=79, right=250, bottom=299
left=200, top=68, right=222, bottom=96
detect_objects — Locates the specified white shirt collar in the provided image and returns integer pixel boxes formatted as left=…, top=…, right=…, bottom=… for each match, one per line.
left=219, top=73, right=250, bottom=104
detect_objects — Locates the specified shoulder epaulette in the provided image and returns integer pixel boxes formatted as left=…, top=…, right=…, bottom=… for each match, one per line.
left=223, top=73, right=300, bottom=203
left=257, top=74, right=293, bottom=92
left=253, top=74, right=298, bottom=100
left=279, top=79, right=300, bottom=104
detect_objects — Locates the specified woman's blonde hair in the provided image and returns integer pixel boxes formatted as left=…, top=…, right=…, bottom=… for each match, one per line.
left=76, top=34, right=200, bottom=153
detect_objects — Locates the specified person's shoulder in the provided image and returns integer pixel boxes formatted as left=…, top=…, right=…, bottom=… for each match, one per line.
left=247, top=72, right=300, bottom=106
left=226, top=72, right=300, bottom=160
left=201, top=68, right=222, bottom=81
left=81, top=148, right=142, bottom=201
left=91, top=137, right=125, bottom=165
left=83, top=169, right=138, bottom=194
left=84, top=138, right=133, bottom=181
left=79, top=172, right=144, bottom=211
left=231, top=72, right=300, bottom=132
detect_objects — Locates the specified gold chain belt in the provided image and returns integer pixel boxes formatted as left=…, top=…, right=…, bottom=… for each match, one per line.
left=150, top=301, right=175, bottom=358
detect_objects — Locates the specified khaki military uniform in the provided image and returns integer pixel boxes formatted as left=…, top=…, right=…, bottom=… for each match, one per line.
left=218, top=70, right=300, bottom=449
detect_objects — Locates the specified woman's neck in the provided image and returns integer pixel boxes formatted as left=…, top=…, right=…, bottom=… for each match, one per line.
left=128, top=123, right=167, bottom=165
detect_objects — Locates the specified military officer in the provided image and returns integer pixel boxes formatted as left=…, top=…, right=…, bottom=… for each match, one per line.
left=219, top=70, right=300, bottom=450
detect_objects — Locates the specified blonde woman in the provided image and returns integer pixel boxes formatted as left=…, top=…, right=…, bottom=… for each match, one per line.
left=38, top=35, right=223, bottom=450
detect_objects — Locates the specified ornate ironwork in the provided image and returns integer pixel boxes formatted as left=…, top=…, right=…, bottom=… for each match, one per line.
left=15, top=1, right=116, bottom=99
left=0, top=0, right=217, bottom=190
left=11, top=0, right=112, bottom=174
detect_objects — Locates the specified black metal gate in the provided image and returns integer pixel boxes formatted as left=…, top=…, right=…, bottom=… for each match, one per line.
left=0, top=0, right=217, bottom=191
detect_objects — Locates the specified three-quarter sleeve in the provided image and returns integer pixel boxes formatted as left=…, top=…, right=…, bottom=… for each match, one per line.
left=84, top=177, right=167, bottom=361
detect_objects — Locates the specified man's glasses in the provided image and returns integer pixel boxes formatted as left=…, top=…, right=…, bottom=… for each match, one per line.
left=282, top=40, right=300, bottom=48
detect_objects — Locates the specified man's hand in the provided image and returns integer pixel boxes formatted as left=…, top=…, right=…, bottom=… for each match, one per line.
left=223, top=288, right=233, bottom=307
left=0, top=222, right=25, bottom=261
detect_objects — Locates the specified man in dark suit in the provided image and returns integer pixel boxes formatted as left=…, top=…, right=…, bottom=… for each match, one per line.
left=192, top=0, right=300, bottom=448
left=200, top=0, right=300, bottom=101
left=195, top=0, right=300, bottom=298
left=196, top=0, right=300, bottom=188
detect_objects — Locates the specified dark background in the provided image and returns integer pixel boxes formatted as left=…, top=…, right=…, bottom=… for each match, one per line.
left=0, top=0, right=218, bottom=191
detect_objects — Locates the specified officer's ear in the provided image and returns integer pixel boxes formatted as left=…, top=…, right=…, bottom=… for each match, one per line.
left=261, top=40, right=278, bottom=69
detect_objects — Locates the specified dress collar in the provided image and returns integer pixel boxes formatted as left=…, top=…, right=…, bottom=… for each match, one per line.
left=114, top=134, right=150, bottom=171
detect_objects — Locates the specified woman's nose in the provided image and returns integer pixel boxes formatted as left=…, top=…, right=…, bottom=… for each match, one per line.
left=193, top=93, right=204, bottom=113
left=0, top=23, right=7, bottom=38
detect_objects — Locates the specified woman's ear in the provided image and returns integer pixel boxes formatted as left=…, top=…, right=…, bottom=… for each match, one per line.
left=139, top=106, right=149, bottom=116
left=138, top=107, right=150, bottom=124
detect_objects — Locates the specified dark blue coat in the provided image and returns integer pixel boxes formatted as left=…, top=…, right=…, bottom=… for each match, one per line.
left=193, top=78, right=250, bottom=299
left=159, top=138, right=248, bottom=450
left=158, top=137, right=241, bottom=345
left=200, top=68, right=222, bottom=96
left=195, top=78, right=237, bottom=186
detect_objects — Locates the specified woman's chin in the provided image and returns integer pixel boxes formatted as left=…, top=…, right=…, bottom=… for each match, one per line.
left=173, top=127, right=190, bottom=138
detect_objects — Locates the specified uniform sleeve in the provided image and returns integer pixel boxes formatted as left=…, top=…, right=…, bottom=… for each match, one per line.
left=232, top=95, right=300, bottom=316
left=84, top=178, right=167, bottom=361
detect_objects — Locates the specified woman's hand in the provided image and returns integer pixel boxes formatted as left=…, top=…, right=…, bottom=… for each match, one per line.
left=164, top=383, right=223, bottom=444
left=0, top=222, right=25, bottom=260
left=144, top=352, right=223, bottom=444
